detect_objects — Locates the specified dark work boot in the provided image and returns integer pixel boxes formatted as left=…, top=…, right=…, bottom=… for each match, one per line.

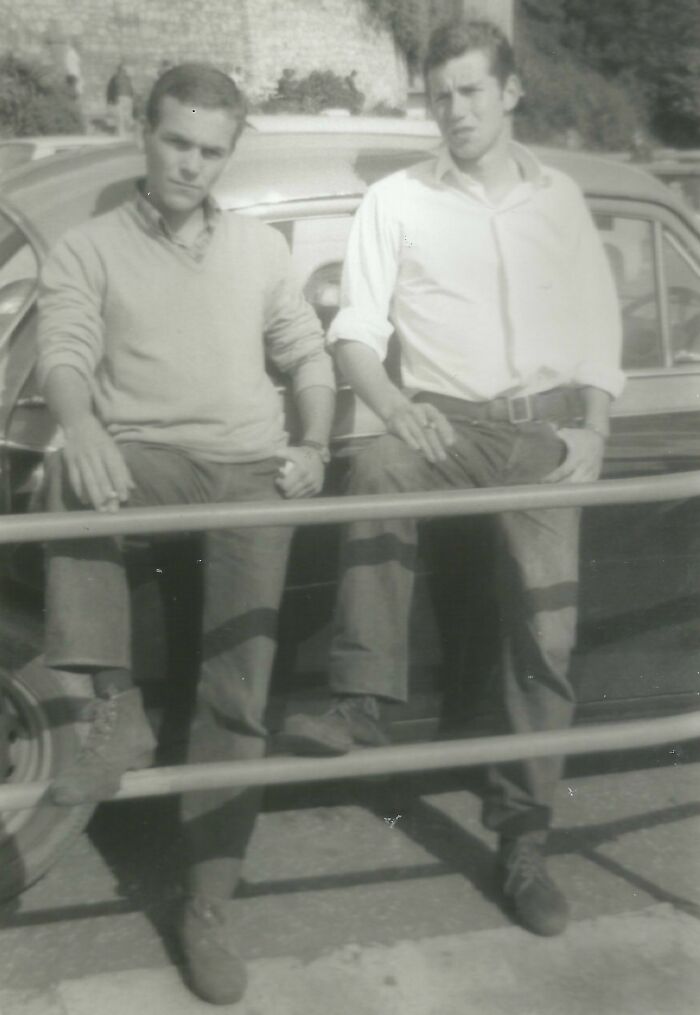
left=499, top=833, right=569, bottom=936
left=181, top=895, right=248, bottom=1006
left=50, top=687, right=156, bottom=806
left=278, top=694, right=389, bottom=756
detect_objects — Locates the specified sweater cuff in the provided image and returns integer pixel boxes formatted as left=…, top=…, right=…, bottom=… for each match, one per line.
left=36, top=350, right=94, bottom=393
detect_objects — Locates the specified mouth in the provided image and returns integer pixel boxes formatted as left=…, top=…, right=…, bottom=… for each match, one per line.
left=169, top=180, right=200, bottom=192
left=449, top=127, right=477, bottom=143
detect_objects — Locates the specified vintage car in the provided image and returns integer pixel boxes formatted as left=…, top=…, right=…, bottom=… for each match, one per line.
left=0, top=116, right=699, bottom=900
left=0, top=134, right=124, bottom=179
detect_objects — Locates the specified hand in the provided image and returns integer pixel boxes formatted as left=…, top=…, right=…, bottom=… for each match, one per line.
left=275, top=446, right=326, bottom=499
left=385, top=400, right=455, bottom=463
left=543, top=427, right=606, bottom=484
left=62, top=416, right=134, bottom=512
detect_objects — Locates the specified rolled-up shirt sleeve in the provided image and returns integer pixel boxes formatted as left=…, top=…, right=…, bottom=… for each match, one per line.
left=327, top=181, right=402, bottom=358
left=36, top=230, right=107, bottom=392
left=567, top=186, right=625, bottom=399
left=263, top=228, right=335, bottom=396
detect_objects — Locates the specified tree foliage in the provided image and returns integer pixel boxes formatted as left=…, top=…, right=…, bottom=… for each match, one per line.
left=363, top=0, right=460, bottom=68
left=260, top=69, right=365, bottom=115
left=0, top=53, right=82, bottom=138
left=562, top=0, right=700, bottom=146
left=515, top=4, right=640, bottom=150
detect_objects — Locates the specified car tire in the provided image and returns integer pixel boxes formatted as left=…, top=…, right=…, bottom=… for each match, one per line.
left=0, top=657, right=94, bottom=901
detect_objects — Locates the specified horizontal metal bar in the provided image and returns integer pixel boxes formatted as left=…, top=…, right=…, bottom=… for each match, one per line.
left=3, top=469, right=700, bottom=544
left=2, top=710, right=699, bottom=812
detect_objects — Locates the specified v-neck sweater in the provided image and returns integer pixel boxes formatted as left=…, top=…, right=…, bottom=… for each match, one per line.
left=37, top=199, right=334, bottom=463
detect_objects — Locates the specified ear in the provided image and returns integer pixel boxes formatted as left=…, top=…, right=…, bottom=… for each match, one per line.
left=502, top=74, right=522, bottom=114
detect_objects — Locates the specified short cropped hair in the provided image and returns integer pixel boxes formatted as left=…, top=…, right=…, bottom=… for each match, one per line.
left=423, top=18, right=516, bottom=86
left=145, top=62, right=248, bottom=140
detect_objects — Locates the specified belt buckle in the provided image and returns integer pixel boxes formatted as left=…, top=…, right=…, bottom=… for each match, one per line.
left=506, top=394, right=533, bottom=424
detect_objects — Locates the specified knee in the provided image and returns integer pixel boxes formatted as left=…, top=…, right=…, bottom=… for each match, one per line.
left=347, top=436, right=418, bottom=495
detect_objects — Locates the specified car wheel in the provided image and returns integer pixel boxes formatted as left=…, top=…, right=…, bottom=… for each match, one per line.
left=0, top=657, right=94, bottom=901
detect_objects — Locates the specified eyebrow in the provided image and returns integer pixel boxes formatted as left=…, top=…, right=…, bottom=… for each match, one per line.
left=162, top=131, right=228, bottom=156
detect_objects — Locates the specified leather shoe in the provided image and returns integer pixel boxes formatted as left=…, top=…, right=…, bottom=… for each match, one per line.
left=278, top=694, right=389, bottom=756
left=181, top=895, right=248, bottom=1005
left=500, top=834, right=569, bottom=936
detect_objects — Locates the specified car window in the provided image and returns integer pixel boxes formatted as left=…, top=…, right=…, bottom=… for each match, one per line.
left=663, top=229, right=700, bottom=365
left=272, top=215, right=352, bottom=332
left=659, top=173, right=700, bottom=215
left=595, top=213, right=662, bottom=371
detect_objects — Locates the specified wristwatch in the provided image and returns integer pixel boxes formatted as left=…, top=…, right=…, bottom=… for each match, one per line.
left=300, top=439, right=331, bottom=464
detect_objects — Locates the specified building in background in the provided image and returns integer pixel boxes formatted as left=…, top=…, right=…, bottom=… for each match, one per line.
left=0, top=0, right=412, bottom=124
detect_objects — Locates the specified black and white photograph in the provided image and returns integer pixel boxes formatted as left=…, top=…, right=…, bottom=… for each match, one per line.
left=0, top=1, right=698, bottom=1012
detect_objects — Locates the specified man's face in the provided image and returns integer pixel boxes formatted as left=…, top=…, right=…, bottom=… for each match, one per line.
left=428, top=49, right=520, bottom=168
left=143, top=95, right=240, bottom=218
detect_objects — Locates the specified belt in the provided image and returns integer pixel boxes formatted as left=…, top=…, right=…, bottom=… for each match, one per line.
left=413, top=388, right=583, bottom=425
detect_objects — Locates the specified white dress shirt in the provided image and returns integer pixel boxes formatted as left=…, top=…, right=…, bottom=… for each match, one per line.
left=328, top=142, right=624, bottom=401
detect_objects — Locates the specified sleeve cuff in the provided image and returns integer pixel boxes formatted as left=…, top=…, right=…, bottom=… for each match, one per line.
left=327, top=307, right=394, bottom=356
left=36, top=350, right=95, bottom=393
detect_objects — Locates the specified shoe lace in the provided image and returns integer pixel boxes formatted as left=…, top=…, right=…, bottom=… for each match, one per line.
left=77, top=696, right=118, bottom=760
left=503, top=840, right=550, bottom=895
left=332, top=695, right=379, bottom=722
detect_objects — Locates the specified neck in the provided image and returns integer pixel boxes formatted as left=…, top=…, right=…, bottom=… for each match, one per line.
left=452, top=127, right=512, bottom=184
left=148, top=194, right=205, bottom=239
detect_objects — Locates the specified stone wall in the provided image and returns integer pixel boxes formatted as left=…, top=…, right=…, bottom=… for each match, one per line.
left=0, top=0, right=408, bottom=122
left=244, top=0, right=408, bottom=109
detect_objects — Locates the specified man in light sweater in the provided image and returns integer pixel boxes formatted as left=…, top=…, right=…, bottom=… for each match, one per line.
left=37, top=64, right=335, bottom=1005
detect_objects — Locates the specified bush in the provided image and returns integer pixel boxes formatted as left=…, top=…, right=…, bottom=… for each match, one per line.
left=369, top=101, right=407, bottom=117
left=0, top=53, right=83, bottom=138
left=515, top=28, right=641, bottom=150
left=260, top=69, right=365, bottom=115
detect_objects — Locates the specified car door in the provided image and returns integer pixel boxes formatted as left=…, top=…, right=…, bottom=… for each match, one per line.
left=573, top=200, right=700, bottom=720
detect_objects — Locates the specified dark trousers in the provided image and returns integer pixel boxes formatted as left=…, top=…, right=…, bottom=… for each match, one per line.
left=328, top=407, right=580, bottom=836
left=45, top=444, right=293, bottom=898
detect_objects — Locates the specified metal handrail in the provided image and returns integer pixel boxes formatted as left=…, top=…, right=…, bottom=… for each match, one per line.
left=0, top=465, right=698, bottom=811
left=1, top=711, right=699, bottom=811
left=1, top=468, right=700, bottom=543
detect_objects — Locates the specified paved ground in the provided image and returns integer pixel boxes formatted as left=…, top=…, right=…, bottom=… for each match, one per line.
left=0, top=751, right=699, bottom=1014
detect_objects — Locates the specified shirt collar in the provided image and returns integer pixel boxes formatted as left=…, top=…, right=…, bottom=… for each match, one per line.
left=434, top=141, right=551, bottom=197
left=132, top=181, right=221, bottom=258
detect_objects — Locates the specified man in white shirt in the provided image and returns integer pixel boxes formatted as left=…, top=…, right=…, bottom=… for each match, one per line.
left=282, top=18, right=623, bottom=938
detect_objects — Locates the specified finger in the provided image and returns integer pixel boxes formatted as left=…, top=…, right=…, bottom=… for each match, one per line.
left=424, top=407, right=456, bottom=447
left=66, top=458, right=88, bottom=506
left=81, top=466, right=114, bottom=511
left=103, top=448, right=134, bottom=502
left=84, top=452, right=120, bottom=508
left=394, top=418, right=431, bottom=458
left=422, top=423, right=449, bottom=461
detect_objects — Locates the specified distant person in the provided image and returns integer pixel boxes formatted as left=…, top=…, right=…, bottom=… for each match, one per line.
left=106, top=61, right=135, bottom=134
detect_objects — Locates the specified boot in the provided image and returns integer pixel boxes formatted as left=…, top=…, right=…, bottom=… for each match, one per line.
left=181, top=895, right=248, bottom=1005
left=278, top=694, right=389, bottom=756
left=50, top=687, right=156, bottom=806
left=500, top=833, right=569, bottom=936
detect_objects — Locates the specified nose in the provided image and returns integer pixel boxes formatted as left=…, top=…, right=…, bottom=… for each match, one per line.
left=179, top=147, right=202, bottom=179
left=450, top=91, right=474, bottom=121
